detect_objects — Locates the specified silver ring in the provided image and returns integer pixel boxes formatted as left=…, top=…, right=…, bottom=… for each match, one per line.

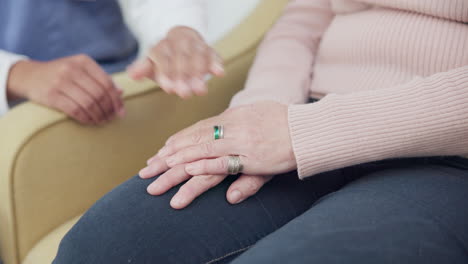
left=219, top=125, right=224, bottom=139
left=227, top=155, right=243, bottom=175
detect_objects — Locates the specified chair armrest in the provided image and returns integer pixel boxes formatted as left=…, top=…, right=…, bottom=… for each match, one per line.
left=0, top=1, right=287, bottom=263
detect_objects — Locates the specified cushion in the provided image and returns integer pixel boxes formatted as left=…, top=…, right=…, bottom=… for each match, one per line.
left=22, top=216, right=81, bottom=264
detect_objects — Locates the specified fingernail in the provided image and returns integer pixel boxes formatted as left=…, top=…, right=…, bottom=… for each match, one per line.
left=229, top=190, right=242, bottom=204
left=185, top=164, right=198, bottom=174
left=139, top=167, right=150, bottom=177
left=171, top=197, right=185, bottom=208
left=148, top=183, right=162, bottom=195
left=166, top=157, right=176, bottom=167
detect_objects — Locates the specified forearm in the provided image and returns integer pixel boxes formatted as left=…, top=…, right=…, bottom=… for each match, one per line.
left=289, top=66, right=468, bottom=179
left=0, top=50, right=28, bottom=116
left=230, top=0, right=334, bottom=107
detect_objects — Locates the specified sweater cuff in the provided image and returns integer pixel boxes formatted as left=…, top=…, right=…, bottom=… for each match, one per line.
left=288, top=68, right=468, bottom=179
left=0, top=51, right=28, bottom=117
left=288, top=95, right=344, bottom=179
left=288, top=91, right=415, bottom=179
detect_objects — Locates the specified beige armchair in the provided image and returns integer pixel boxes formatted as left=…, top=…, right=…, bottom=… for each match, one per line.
left=0, top=1, right=287, bottom=263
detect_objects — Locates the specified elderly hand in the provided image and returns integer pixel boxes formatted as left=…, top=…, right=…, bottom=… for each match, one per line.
left=127, top=26, right=224, bottom=99
left=139, top=101, right=297, bottom=209
left=7, top=54, right=125, bottom=125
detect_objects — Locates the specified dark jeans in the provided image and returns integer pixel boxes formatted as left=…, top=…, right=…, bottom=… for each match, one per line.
left=54, top=157, right=468, bottom=264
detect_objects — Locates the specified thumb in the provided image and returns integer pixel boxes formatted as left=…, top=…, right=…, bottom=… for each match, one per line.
left=127, top=58, right=154, bottom=80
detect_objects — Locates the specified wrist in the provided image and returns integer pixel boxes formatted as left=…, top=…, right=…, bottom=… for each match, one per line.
left=6, top=60, right=36, bottom=100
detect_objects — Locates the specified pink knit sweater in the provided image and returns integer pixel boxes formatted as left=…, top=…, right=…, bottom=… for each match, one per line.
left=230, top=0, right=468, bottom=179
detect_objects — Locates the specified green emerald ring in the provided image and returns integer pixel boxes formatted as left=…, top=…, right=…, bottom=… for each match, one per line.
left=213, top=125, right=224, bottom=140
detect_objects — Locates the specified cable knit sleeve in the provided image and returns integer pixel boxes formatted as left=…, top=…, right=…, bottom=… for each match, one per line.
left=289, top=66, right=468, bottom=179
left=229, top=0, right=334, bottom=107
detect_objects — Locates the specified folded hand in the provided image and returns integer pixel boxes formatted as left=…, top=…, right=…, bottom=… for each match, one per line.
left=7, top=54, right=125, bottom=125
left=139, top=101, right=297, bottom=209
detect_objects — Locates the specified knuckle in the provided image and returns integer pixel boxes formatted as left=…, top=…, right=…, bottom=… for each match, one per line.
left=51, top=77, right=63, bottom=88
left=74, top=54, right=90, bottom=63
left=201, top=142, right=213, bottom=156
left=197, top=161, right=208, bottom=172
left=190, top=130, right=203, bottom=144
left=59, top=63, right=74, bottom=75
left=163, top=145, right=174, bottom=156
left=46, top=86, right=59, bottom=97
left=96, top=92, right=107, bottom=103
left=198, top=175, right=219, bottom=188
left=102, top=79, right=114, bottom=90
left=85, top=100, right=96, bottom=110
left=71, top=106, right=82, bottom=117
left=216, top=158, right=228, bottom=171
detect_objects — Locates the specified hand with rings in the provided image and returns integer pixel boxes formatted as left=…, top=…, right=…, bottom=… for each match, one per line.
left=138, top=101, right=297, bottom=209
